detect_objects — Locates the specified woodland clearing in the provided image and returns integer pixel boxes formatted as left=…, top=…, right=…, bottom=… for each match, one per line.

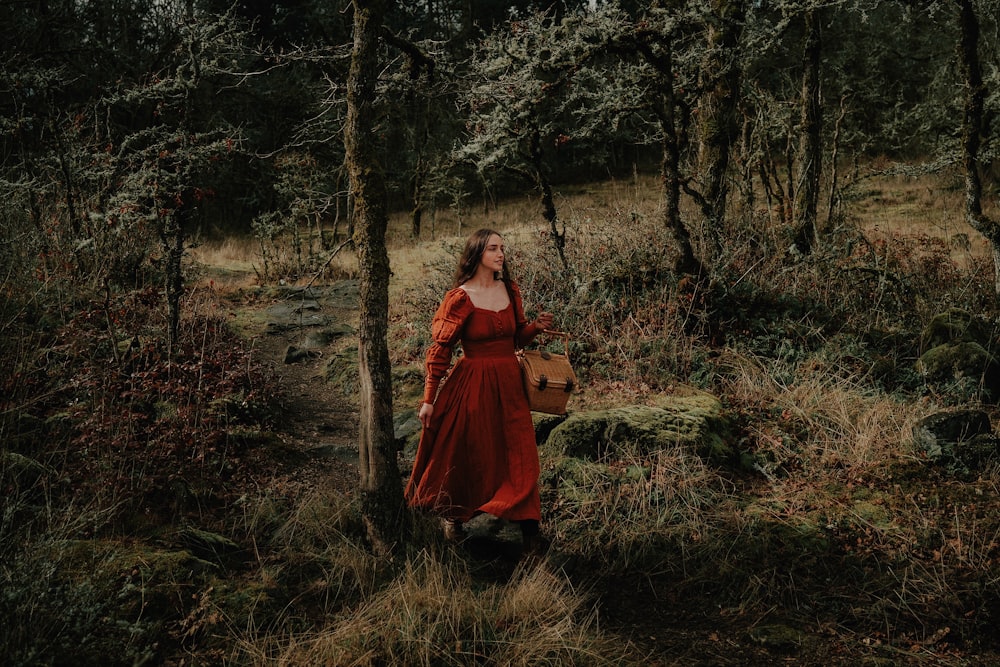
left=4, top=171, right=1000, bottom=666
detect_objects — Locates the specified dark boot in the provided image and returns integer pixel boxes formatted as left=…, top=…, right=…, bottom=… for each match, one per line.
left=519, top=520, right=549, bottom=558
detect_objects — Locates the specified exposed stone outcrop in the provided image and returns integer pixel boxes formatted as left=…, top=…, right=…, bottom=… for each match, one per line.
left=540, top=391, right=733, bottom=464
left=912, top=408, right=1000, bottom=471
left=916, top=308, right=1000, bottom=401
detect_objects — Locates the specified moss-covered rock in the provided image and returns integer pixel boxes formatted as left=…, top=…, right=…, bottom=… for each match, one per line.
left=395, top=407, right=422, bottom=455
left=540, top=456, right=617, bottom=504
left=532, top=412, right=569, bottom=445
left=302, top=323, right=355, bottom=348
left=917, top=341, right=1000, bottom=385
left=175, top=527, right=248, bottom=571
left=912, top=409, right=999, bottom=472
left=916, top=310, right=1000, bottom=401
left=748, top=623, right=806, bottom=650
left=325, top=347, right=359, bottom=395
left=919, top=308, right=992, bottom=353
left=3, top=538, right=218, bottom=666
left=542, top=392, right=733, bottom=463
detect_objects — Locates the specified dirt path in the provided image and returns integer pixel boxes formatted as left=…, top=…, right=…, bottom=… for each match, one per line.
left=243, top=281, right=363, bottom=497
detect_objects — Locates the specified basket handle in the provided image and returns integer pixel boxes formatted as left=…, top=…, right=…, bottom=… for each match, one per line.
left=539, top=329, right=571, bottom=356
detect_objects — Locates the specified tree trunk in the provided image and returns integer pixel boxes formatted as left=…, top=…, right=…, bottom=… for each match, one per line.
left=345, top=0, right=406, bottom=552
left=529, top=127, right=568, bottom=270
left=659, top=40, right=703, bottom=277
left=634, top=34, right=703, bottom=276
left=957, top=0, right=1000, bottom=297
left=696, top=0, right=745, bottom=258
left=825, top=95, right=848, bottom=228
left=410, top=157, right=423, bottom=238
left=161, top=205, right=186, bottom=358
left=792, top=8, right=822, bottom=255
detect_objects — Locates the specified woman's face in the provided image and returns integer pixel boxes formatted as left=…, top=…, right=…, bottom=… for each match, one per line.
left=479, top=234, right=505, bottom=275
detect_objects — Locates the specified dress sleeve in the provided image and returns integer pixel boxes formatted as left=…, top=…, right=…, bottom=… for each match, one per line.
left=511, top=281, right=541, bottom=348
left=423, top=288, right=473, bottom=404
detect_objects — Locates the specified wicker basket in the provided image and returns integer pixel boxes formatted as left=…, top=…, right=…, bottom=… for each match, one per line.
left=517, top=330, right=577, bottom=415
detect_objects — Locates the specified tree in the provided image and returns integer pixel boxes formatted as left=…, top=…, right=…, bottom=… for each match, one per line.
left=692, top=0, right=746, bottom=259
left=101, top=11, right=247, bottom=353
left=344, top=0, right=407, bottom=551
left=957, top=0, right=1000, bottom=298
left=608, top=7, right=706, bottom=276
left=455, top=9, right=642, bottom=269
left=791, top=7, right=822, bottom=255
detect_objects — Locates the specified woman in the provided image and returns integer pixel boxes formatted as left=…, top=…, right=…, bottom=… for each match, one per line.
left=404, top=228, right=553, bottom=556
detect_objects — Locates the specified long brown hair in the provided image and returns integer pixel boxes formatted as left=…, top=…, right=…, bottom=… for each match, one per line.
left=451, top=228, right=512, bottom=288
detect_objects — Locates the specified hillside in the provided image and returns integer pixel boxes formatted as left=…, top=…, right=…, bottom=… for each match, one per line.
left=4, top=171, right=1000, bottom=665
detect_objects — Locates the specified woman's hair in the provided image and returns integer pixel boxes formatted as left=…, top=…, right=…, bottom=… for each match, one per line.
left=452, top=228, right=511, bottom=287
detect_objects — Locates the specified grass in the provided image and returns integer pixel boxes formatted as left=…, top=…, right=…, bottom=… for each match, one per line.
left=5, top=166, right=1000, bottom=665
left=238, top=553, right=620, bottom=666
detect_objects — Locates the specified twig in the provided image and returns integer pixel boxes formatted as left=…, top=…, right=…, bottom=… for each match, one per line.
left=304, top=237, right=353, bottom=289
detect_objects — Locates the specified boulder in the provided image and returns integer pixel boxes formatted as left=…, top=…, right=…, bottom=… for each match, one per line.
left=1, top=450, right=50, bottom=488
left=542, top=392, right=732, bottom=463
left=912, top=409, right=999, bottom=469
left=395, top=407, right=422, bottom=454
left=916, top=341, right=1000, bottom=400
left=175, top=527, right=248, bottom=571
left=325, top=347, right=359, bottom=395
left=919, top=308, right=992, bottom=353
left=916, top=309, right=1000, bottom=400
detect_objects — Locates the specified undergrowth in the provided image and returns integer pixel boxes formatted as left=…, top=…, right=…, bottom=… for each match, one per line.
left=5, top=171, right=1000, bottom=665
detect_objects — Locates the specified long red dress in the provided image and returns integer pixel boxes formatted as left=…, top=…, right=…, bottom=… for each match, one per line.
left=404, top=281, right=542, bottom=523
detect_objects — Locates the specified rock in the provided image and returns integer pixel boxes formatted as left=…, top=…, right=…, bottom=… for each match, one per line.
left=542, top=392, right=732, bottom=463
left=916, top=309, right=1000, bottom=401
left=284, top=345, right=319, bottom=364
left=532, top=413, right=569, bottom=445
left=16, top=538, right=219, bottom=664
left=394, top=408, right=422, bottom=454
left=913, top=409, right=998, bottom=469
left=919, top=308, right=992, bottom=352
left=916, top=341, right=1000, bottom=400
left=175, top=527, right=247, bottom=570
left=539, top=457, right=615, bottom=503
left=301, top=323, right=354, bottom=348
left=913, top=409, right=991, bottom=449
left=748, top=623, right=804, bottom=650
left=1, top=451, right=50, bottom=488
left=325, top=348, right=359, bottom=395
left=957, top=433, right=1000, bottom=467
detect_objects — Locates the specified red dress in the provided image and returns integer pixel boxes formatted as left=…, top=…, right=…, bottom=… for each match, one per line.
left=404, top=282, right=542, bottom=523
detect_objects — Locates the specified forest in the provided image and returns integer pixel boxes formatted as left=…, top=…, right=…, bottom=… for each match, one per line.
left=3, top=0, right=1000, bottom=665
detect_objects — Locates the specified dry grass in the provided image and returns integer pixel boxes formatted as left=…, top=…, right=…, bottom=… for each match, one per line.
left=850, top=169, right=993, bottom=269
left=236, top=552, right=622, bottom=666
left=151, top=169, right=1000, bottom=663
left=717, top=348, right=914, bottom=473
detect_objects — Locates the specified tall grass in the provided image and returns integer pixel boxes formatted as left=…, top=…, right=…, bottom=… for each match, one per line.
left=235, top=552, right=622, bottom=667
left=6, top=167, right=1000, bottom=664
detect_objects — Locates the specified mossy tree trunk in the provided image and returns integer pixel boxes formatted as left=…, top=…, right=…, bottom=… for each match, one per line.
left=792, top=8, right=822, bottom=255
left=618, top=27, right=704, bottom=277
left=957, top=0, right=1000, bottom=299
left=345, top=0, right=406, bottom=553
left=695, top=0, right=745, bottom=259
left=657, top=39, right=704, bottom=278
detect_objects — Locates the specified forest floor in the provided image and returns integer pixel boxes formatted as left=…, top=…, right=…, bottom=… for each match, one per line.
left=212, top=272, right=986, bottom=667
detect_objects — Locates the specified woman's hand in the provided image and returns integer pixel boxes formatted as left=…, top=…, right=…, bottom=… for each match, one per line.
left=418, top=402, right=434, bottom=428
left=534, top=311, right=554, bottom=331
